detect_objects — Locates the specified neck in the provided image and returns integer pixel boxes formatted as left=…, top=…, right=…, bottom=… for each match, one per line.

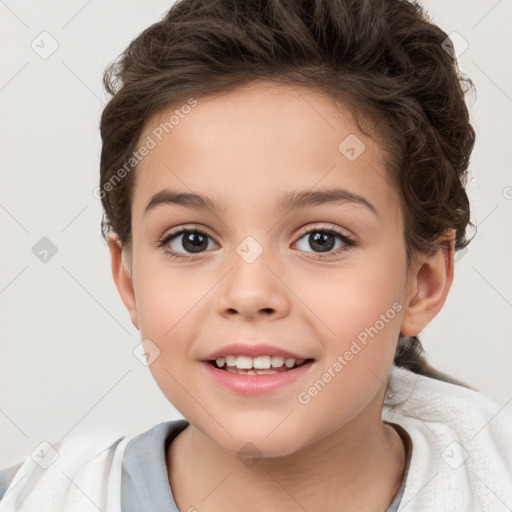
left=167, top=401, right=405, bottom=512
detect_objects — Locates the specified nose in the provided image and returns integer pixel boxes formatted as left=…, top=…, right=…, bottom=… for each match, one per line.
left=216, top=244, right=290, bottom=322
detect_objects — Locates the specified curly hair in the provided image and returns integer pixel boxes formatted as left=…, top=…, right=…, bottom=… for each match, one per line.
left=98, top=0, right=476, bottom=382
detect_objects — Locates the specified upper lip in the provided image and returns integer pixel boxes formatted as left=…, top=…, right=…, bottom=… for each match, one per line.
left=202, top=343, right=313, bottom=361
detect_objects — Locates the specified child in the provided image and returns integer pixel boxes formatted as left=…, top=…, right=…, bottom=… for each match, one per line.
left=1, top=0, right=511, bottom=511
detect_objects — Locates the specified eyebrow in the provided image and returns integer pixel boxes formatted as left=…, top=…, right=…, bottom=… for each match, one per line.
left=144, top=188, right=378, bottom=217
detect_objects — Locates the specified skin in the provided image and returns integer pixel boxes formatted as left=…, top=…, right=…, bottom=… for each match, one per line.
left=108, top=80, right=455, bottom=511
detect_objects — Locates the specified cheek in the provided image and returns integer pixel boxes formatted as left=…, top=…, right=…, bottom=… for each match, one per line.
left=296, top=250, right=406, bottom=386
left=133, top=268, right=206, bottom=411
left=303, top=255, right=404, bottom=337
left=292, top=272, right=404, bottom=434
left=132, top=263, right=206, bottom=390
left=134, top=258, right=198, bottom=334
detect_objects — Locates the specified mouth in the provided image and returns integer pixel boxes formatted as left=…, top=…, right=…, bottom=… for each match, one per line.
left=201, top=354, right=316, bottom=395
left=206, top=355, right=315, bottom=375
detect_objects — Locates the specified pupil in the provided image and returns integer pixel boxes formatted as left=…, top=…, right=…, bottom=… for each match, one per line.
left=310, top=232, right=335, bottom=252
left=183, top=231, right=208, bottom=253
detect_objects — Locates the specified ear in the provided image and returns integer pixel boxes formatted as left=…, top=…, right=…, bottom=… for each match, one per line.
left=107, top=233, right=139, bottom=330
left=400, top=229, right=455, bottom=337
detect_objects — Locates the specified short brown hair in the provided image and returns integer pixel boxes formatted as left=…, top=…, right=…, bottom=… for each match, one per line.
left=99, top=0, right=476, bottom=382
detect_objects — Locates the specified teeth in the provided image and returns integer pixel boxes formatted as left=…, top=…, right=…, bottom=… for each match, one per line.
left=271, top=356, right=285, bottom=368
left=236, top=355, right=253, bottom=369
left=214, top=355, right=308, bottom=370
left=225, top=355, right=237, bottom=366
left=226, top=368, right=279, bottom=375
left=253, top=356, right=271, bottom=369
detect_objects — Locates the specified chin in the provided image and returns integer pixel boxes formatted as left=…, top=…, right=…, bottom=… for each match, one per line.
left=207, top=420, right=312, bottom=460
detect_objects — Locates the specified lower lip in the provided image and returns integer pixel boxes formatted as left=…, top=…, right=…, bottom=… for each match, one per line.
left=201, top=360, right=315, bottom=395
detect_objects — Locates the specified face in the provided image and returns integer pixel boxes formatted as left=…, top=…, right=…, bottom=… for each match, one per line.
left=116, top=81, right=419, bottom=457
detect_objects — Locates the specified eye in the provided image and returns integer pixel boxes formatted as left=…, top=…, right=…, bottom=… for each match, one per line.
left=156, top=224, right=356, bottom=262
left=294, top=225, right=356, bottom=258
left=157, top=226, right=218, bottom=261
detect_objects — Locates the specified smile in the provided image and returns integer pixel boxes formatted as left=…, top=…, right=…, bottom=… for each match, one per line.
left=211, top=355, right=312, bottom=374
left=202, top=357, right=315, bottom=395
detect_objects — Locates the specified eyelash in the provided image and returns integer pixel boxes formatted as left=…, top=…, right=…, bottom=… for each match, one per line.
left=156, top=224, right=357, bottom=262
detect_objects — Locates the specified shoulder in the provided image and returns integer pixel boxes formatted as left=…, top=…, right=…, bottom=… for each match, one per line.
left=383, top=365, right=512, bottom=512
left=0, top=428, right=138, bottom=512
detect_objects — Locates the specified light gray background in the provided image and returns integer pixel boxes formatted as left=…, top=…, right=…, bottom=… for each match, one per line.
left=1, top=0, right=511, bottom=467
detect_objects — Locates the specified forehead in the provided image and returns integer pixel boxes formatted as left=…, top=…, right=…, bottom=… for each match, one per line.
left=132, top=81, right=401, bottom=224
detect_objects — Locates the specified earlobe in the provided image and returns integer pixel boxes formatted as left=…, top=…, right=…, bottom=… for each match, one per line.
left=400, top=229, right=455, bottom=337
left=107, top=234, right=139, bottom=330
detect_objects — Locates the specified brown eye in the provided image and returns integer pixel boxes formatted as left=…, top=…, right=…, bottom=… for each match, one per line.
left=172, top=230, right=210, bottom=253
left=294, top=226, right=356, bottom=257
left=158, top=227, right=219, bottom=260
